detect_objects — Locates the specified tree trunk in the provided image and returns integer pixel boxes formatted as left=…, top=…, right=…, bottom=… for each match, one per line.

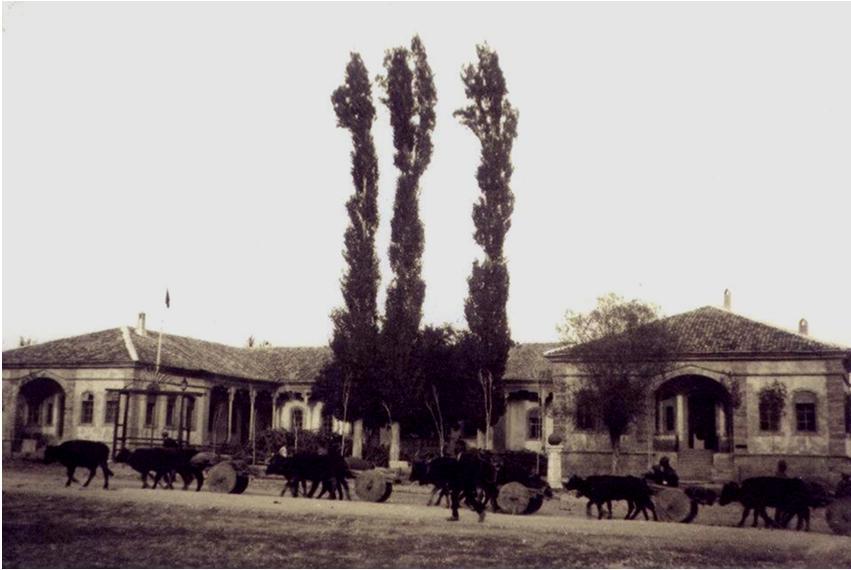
left=611, top=439, right=621, bottom=475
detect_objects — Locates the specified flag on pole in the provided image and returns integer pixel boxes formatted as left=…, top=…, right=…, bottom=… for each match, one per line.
left=165, top=289, right=170, bottom=309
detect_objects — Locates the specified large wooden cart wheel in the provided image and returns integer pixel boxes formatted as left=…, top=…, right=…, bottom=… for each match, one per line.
left=497, top=482, right=531, bottom=515
left=354, top=470, right=392, bottom=502
left=826, top=497, right=851, bottom=536
left=207, top=461, right=249, bottom=494
left=653, top=487, right=698, bottom=523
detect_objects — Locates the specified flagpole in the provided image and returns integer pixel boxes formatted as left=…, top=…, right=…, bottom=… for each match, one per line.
left=156, top=288, right=170, bottom=373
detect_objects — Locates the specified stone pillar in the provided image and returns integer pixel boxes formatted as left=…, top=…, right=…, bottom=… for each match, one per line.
left=270, top=390, right=279, bottom=430
left=676, top=393, right=686, bottom=450
left=352, top=419, right=364, bottom=459
left=226, top=387, right=235, bottom=443
left=249, top=388, right=257, bottom=463
left=547, top=445, right=564, bottom=488
left=389, top=422, right=400, bottom=463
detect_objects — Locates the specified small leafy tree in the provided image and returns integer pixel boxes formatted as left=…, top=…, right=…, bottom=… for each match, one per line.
left=557, top=293, right=678, bottom=473
left=454, top=44, right=518, bottom=447
left=758, top=381, right=788, bottom=432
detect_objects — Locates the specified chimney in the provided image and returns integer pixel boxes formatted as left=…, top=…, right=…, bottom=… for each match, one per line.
left=723, top=289, right=732, bottom=311
left=799, top=318, right=808, bottom=336
left=136, top=312, right=147, bottom=336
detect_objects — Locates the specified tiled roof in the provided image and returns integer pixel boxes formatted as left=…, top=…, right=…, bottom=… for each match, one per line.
left=546, top=306, right=848, bottom=359
left=503, top=342, right=562, bottom=380
left=3, top=325, right=561, bottom=384
left=2, top=326, right=332, bottom=383
left=127, top=328, right=274, bottom=382
left=2, top=329, right=134, bottom=367
left=250, top=346, right=333, bottom=383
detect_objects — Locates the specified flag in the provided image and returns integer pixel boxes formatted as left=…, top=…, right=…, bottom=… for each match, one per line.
left=165, top=289, right=170, bottom=309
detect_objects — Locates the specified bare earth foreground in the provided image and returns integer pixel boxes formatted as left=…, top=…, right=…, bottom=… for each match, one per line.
left=3, top=462, right=850, bottom=568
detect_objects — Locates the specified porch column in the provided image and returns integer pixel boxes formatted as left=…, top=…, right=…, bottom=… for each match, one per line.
left=226, top=387, right=235, bottom=443
left=676, top=393, right=686, bottom=450
left=352, top=419, right=364, bottom=459
left=271, top=390, right=279, bottom=430
left=389, top=422, right=400, bottom=464
left=249, top=388, right=257, bottom=463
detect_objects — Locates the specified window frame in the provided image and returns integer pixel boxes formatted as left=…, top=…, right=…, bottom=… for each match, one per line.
left=793, top=390, right=818, bottom=433
left=144, top=394, right=157, bottom=428
left=104, top=393, right=119, bottom=425
left=526, top=407, right=542, bottom=441
left=80, top=392, right=95, bottom=425
left=291, top=408, right=304, bottom=432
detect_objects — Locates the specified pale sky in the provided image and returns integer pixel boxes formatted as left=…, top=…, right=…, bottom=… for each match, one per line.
left=3, top=1, right=850, bottom=351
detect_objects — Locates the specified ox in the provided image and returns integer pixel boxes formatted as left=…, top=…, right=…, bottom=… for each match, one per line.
left=44, top=440, right=113, bottom=489
left=719, top=477, right=812, bottom=531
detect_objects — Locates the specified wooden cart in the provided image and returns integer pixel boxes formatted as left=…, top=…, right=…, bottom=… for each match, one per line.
left=352, top=468, right=394, bottom=502
left=495, top=481, right=549, bottom=515
left=650, top=485, right=699, bottom=523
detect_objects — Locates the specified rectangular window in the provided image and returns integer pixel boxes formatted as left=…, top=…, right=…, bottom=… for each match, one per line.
left=80, top=395, right=94, bottom=425
left=759, top=404, right=781, bottom=432
left=846, top=395, right=851, bottom=434
left=664, top=406, right=675, bottom=433
left=104, top=395, right=119, bottom=424
left=576, top=407, right=595, bottom=431
left=144, top=396, right=157, bottom=428
left=45, top=399, right=54, bottom=426
left=527, top=411, right=541, bottom=440
left=27, top=403, right=41, bottom=426
left=796, top=403, right=816, bottom=432
left=165, top=396, right=177, bottom=428
left=185, top=397, right=196, bottom=431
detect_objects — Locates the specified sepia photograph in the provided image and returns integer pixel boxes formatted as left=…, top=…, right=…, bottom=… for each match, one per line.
left=2, top=1, right=851, bottom=567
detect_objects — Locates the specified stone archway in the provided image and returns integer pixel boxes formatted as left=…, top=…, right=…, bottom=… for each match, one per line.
left=654, top=373, right=734, bottom=480
left=14, top=376, right=67, bottom=451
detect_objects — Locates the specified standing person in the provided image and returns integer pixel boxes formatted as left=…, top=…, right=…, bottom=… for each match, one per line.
left=775, top=459, right=789, bottom=478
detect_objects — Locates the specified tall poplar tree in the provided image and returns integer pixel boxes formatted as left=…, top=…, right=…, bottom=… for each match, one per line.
left=314, top=53, right=381, bottom=426
left=377, top=36, right=437, bottom=424
left=454, top=45, right=518, bottom=444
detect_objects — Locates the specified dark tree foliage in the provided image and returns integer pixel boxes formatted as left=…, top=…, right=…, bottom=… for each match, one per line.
left=454, top=45, right=518, bottom=436
left=557, top=293, right=678, bottom=473
left=375, top=36, right=437, bottom=425
left=407, top=325, right=471, bottom=449
left=314, top=53, right=382, bottom=426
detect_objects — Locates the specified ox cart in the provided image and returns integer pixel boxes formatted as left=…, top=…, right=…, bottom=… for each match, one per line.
left=647, top=484, right=708, bottom=523
left=493, top=481, right=549, bottom=514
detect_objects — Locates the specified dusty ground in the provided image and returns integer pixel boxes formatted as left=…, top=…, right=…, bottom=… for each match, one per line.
left=3, top=460, right=850, bottom=568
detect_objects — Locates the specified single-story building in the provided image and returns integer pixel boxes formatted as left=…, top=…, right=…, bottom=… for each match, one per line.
left=501, top=302, right=851, bottom=483
left=6, top=301, right=849, bottom=485
left=2, top=313, right=333, bottom=457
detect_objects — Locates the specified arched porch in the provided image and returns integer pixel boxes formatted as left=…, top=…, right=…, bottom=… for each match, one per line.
left=13, top=376, right=67, bottom=452
left=654, top=373, right=734, bottom=480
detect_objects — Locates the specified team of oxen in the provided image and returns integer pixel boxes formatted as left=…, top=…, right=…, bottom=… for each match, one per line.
left=43, top=439, right=839, bottom=530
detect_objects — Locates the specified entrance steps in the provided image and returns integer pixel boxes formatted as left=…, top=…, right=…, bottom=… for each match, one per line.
left=676, top=450, right=735, bottom=482
left=677, top=449, right=713, bottom=480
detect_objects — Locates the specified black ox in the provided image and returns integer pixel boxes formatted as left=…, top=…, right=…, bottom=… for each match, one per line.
left=719, top=476, right=812, bottom=531
left=563, top=474, right=657, bottom=520
left=44, top=440, right=114, bottom=489
left=266, top=452, right=353, bottom=500
left=114, top=447, right=205, bottom=491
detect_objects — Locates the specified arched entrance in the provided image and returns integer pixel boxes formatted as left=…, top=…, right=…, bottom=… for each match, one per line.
left=14, top=377, right=66, bottom=451
left=654, top=374, right=733, bottom=480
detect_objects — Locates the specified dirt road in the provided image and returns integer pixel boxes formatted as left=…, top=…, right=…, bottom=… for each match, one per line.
left=4, top=462, right=850, bottom=567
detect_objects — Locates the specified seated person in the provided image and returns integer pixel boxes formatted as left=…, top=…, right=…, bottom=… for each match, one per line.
left=161, top=431, right=179, bottom=448
left=645, top=456, right=679, bottom=487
